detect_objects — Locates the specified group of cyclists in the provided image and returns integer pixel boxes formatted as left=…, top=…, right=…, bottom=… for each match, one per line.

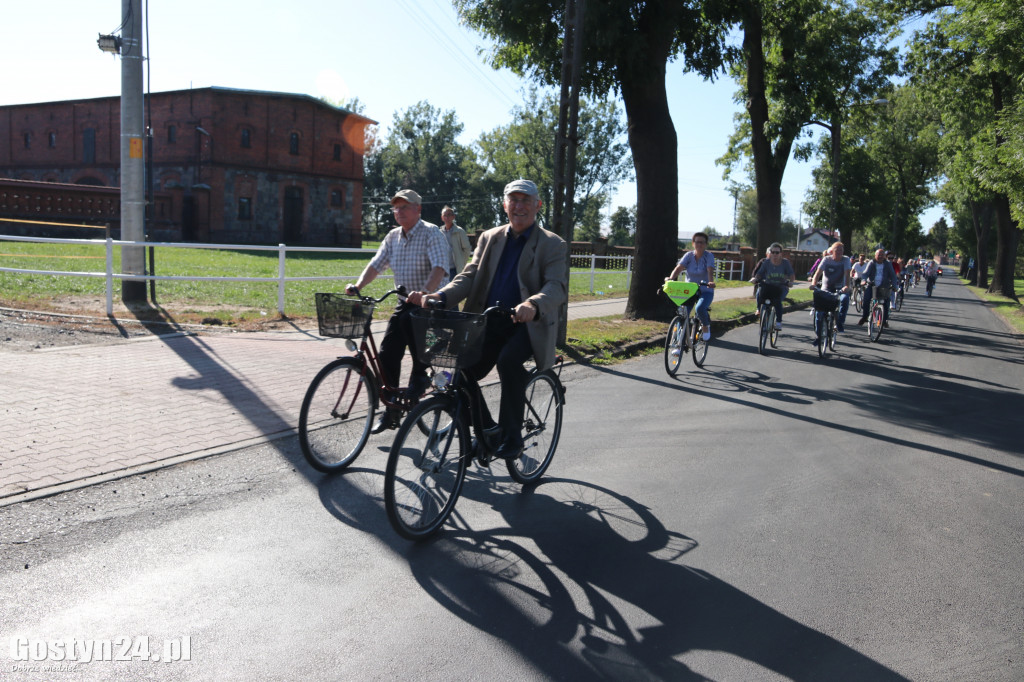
left=663, top=237, right=941, bottom=355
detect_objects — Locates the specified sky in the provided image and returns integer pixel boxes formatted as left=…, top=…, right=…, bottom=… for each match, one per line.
left=3, top=0, right=942, bottom=240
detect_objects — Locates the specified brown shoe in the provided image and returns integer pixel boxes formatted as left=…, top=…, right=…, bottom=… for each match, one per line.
left=857, top=319, right=866, bottom=326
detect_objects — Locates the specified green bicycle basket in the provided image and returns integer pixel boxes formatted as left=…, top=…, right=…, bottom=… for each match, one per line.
left=662, top=280, right=700, bottom=306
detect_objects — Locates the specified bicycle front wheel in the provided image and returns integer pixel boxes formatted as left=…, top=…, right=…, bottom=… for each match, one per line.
left=828, top=315, right=838, bottom=352
left=692, top=318, right=708, bottom=367
left=853, top=287, right=863, bottom=313
left=817, top=313, right=829, bottom=358
left=384, top=397, right=468, bottom=541
left=663, top=316, right=686, bottom=376
left=299, top=357, right=376, bottom=472
left=768, top=307, right=779, bottom=348
left=869, top=304, right=885, bottom=342
left=508, top=371, right=564, bottom=484
left=894, top=290, right=904, bottom=312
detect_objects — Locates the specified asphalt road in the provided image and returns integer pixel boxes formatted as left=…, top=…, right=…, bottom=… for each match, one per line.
left=2, top=277, right=1021, bottom=681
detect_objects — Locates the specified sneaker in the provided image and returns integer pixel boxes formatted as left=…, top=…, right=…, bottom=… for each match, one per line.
left=857, top=318, right=867, bottom=326
left=702, top=331, right=711, bottom=341
left=774, top=322, right=782, bottom=331
left=837, top=324, right=845, bottom=333
left=811, top=337, right=820, bottom=347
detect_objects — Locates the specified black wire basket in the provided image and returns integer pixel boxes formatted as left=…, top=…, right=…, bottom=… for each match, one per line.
left=872, top=286, right=893, bottom=303
left=315, top=293, right=373, bottom=339
left=812, top=288, right=840, bottom=312
left=410, top=308, right=487, bottom=370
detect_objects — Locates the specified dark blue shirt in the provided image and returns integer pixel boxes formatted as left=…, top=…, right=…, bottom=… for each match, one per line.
left=486, top=225, right=533, bottom=309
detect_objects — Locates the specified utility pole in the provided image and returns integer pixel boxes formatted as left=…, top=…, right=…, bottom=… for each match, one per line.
left=552, top=0, right=585, bottom=345
left=120, top=0, right=147, bottom=303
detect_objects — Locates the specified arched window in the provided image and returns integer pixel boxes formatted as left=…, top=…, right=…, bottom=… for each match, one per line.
left=289, top=132, right=300, bottom=155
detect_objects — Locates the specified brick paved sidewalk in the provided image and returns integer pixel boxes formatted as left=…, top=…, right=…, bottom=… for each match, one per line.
left=1, top=288, right=769, bottom=506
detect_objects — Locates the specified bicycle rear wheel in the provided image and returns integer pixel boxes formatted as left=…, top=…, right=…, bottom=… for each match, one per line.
left=757, top=305, right=769, bottom=355
left=663, top=315, right=686, bottom=377
left=384, top=396, right=468, bottom=540
left=869, top=304, right=885, bottom=342
left=691, top=317, right=708, bottom=367
left=507, top=371, right=563, bottom=484
left=299, top=357, right=376, bottom=472
left=768, top=307, right=779, bottom=348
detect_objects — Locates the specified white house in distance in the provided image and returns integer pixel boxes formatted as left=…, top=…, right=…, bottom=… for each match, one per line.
left=799, top=228, right=840, bottom=253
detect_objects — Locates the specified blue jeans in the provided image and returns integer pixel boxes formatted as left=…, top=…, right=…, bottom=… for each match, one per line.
left=756, top=283, right=787, bottom=322
left=691, top=287, right=714, bottom=327
left=814, top=290, right=850, bottom=337
left=858, top=285, right=890, bottom=323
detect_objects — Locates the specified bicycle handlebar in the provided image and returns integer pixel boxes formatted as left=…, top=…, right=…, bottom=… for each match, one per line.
left=345, top=284, right=408, bottom=304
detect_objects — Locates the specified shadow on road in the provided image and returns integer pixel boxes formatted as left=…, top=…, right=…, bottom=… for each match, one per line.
left=589, top=362, right=1024, bottom=478
left=400, top=477, right=909, bottom=680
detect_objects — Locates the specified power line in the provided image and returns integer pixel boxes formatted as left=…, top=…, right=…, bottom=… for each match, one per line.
left=392, top=0, right=519, bottom=111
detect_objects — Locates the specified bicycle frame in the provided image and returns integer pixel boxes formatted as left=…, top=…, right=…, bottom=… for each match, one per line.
left=344, top=289, right=420, bottom=414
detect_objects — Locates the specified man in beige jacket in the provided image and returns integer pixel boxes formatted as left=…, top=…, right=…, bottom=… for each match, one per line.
left=413, top=179, right=567, bottom=460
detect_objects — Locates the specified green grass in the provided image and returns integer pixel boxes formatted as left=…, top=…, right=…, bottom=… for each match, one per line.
left=960, top=275, right=1024, bottom=334
left=561, top=316, right=665, bottom=364
left=0, top=240, right=762, bottom=322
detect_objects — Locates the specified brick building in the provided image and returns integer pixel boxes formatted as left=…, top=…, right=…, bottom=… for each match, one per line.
left=0, top=87, right=375, bottom=245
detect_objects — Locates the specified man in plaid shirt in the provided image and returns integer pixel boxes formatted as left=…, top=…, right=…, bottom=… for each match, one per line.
left=348, top=189, right=449, bottom=433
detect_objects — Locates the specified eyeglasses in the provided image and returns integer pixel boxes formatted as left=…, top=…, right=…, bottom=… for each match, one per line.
left=770, top=250, right=781, bottom=255
left=391, top=204, right=416, bottom=213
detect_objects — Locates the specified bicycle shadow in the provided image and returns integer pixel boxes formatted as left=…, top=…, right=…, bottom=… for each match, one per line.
left=399, top=477, right=908, bottom=680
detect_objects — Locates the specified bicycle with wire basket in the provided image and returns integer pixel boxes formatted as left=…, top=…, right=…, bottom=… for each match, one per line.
left=755, top=282, right=785, bottom=355
left=811, top=286, right=840, bottom=359
left=298, top=287, right=428, bottom=473
left=383, top=304, right=565, bottom=541
left=661, top=280, right=711, bottom=376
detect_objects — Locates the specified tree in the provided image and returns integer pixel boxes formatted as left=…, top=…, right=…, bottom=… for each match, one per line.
left=573, top=193, right=609, bottom=242
left=608, top=205, right=637, bottom=247
left=719, top=0, right=897, bottom=257
left=474, top=88, right=632, bottom=233
left=903, top=0, right=1023, bottom=297
left=927, top=217, right=949, bottom=257
left=456, top=0, right=732, bottom=319
left=734, top=186, right=759, bottom=248
left=362, top=102, right=483, bottom=239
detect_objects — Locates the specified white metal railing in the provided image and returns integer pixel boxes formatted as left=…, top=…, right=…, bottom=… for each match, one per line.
left=716, top=259, right=745, bottom=281
left=0, top=235, right=380, bottom=315
left=570, top=253, right=633, bottom=294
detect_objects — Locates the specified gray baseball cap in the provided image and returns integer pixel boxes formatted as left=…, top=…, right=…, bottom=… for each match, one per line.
left=390, top=189, right=422, bottom=205
left=503, top=179, right=539, bottom=197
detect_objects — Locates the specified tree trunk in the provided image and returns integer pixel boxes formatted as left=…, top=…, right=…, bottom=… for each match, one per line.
left=743, top=5, right=788, bottom=257
left=969, top=200, right=992, bottom=289
left=987, top=75, right=1019, bottom=299
left=621, top=60, right=678, bottom=320
left=989, top=193, right=1020, bottom=300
